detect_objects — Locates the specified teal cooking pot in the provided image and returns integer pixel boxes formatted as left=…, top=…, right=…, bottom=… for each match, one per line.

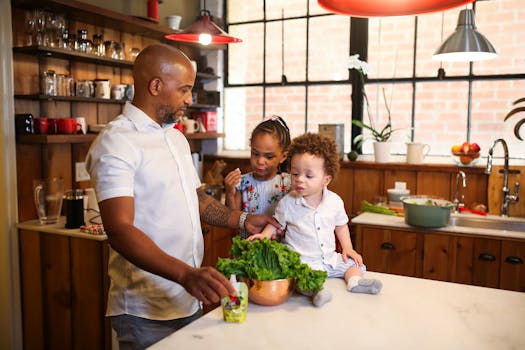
left=402, top=196, right=453, bottom=228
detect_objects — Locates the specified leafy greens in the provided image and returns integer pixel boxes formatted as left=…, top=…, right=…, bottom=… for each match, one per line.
left=216, top=237, right=327, bottom=293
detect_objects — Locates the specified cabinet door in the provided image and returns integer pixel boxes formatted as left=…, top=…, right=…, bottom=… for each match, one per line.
left=361, top=227, right=418, bottom=277
left=500, top=240, right=525, bottom=292
left=423, top=234, right=475, bottom=284
left=472, top=238, right=501, bottom=288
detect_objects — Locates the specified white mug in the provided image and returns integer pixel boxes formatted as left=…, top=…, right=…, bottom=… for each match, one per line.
left=94, top=80, right=110, bottom=99
left=182, top=118, right=199, bottom=134
left=111, top=84, right=127, bottom=99
left=406, top=142, right=431, bottom=164
left=74, top=117, right=87, bottom=134
left=167, top=15, right=182, bottom=30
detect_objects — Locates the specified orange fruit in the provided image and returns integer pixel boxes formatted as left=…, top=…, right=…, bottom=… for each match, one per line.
left=451, top=144, right=462, bottom=153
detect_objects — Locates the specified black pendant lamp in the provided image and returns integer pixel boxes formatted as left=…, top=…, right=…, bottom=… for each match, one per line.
left=317, top=0, right=475, bottom=17
left=432, top=9, right=497, bottom=62
left=165, top=9, right=242, bottom=45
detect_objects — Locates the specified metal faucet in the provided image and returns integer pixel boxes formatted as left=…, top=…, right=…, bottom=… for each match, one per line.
left=453, top=170, right=466, bottom=213
left=485, top=138, right=520, bottom=217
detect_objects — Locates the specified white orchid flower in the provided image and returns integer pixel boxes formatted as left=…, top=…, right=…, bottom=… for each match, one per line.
left=348, top=54, right=369, bottom=75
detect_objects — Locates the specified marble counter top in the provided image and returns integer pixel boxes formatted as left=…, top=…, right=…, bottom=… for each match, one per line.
left=351, top=212, right=525, bottom=240
left=17, top=217, right=107, bottom=241
left=148, top=271, right=525, bottom=350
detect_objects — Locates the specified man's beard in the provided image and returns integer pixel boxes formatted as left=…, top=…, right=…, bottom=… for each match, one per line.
left=156, top=104, right=179, bottom=125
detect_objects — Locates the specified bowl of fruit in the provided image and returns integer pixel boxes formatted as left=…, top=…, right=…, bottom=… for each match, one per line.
left=451, top=141, right=481, bottom=166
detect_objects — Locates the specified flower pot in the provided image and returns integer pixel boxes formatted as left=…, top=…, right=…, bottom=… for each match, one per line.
left=373, top=141, right=391, bottom=163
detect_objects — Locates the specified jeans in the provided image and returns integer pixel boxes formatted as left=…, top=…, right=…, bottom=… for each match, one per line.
left=110, top=310, right=202, bottom=350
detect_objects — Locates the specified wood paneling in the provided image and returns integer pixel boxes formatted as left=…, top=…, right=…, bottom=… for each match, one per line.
left=416, top=171, right=451, bottom=199
left=488, top=165, right=524, bottom=217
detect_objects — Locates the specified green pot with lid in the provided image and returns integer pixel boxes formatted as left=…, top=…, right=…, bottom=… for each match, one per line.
left=402, top=196, right=453, bottom=228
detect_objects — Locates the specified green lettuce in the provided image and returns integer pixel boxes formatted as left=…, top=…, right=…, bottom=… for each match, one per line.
left=216, top=237, right=327, bottom=293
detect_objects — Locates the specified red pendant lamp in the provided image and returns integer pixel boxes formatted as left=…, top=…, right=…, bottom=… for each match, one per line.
left=317, top=0, right=475, bottom=17
left=165, top=10, right=242, bottom=45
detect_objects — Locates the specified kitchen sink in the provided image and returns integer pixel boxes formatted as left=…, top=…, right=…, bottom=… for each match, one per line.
left=449, top=216, right=525, bottom=232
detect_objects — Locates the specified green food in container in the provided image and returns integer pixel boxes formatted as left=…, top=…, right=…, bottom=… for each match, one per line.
left=402, top=196, right=453, bottom=228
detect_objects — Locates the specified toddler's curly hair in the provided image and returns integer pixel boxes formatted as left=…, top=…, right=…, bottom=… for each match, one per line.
left=287, top=133, right=340, bottom=179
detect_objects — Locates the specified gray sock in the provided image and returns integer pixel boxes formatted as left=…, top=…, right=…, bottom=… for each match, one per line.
left=312, top=288, right=332, bottom=307
left=350, top=278, right=382, bottom=295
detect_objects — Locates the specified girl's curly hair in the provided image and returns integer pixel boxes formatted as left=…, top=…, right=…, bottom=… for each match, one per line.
left=287, top=133, right=340, bottom=179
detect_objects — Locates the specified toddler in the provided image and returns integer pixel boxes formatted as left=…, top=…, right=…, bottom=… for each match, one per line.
left=250, top=133, right=382, bottom=305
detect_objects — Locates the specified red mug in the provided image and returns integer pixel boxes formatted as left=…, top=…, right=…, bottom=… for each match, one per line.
left=48, top=118, right=59, bottom=134
left=34, top=118, right=49, bottom=134
left=58, top=118, right=81, bottom=134
left=173, top=121, right=183, bottom=132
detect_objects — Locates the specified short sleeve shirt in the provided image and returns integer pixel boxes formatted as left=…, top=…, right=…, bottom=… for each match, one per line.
left=274, top=187, right=349, bottom=268
left=237, top=172, right=291, bottom=216
left=86, top=102, right=202, bottom=320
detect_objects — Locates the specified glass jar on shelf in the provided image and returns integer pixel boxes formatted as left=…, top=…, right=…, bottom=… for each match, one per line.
left=41, top=70, right=57, bottom=96
left=76, top=29, right=92, bottom=54
left=92, top=33, right=105, bottom=56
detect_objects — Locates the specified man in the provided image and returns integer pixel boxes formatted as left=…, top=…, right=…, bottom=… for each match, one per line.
left=86, top=44, right=280, bottom=349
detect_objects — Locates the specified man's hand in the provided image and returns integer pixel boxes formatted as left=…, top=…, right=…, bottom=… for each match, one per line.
left=180, top=266, right=237, bottom=304
left=244, top=214, right=282, bottom=236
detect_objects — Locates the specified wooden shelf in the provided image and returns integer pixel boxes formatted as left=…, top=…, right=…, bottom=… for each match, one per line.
left=14, top=94, right=128, bottom=104
left=16, top=133, right=97, bottom=144
left=13, top=0, right=176, bottom=41
left=16, top=132, right=224, bottom=144
left=13, top=46, right=134, bottom=68
left=185, top=132, right=225, bottom=140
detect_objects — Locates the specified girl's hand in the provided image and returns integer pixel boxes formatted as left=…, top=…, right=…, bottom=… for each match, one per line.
left=224, top=168, right=241, bottom=196
left=343, top=248, right=363, bottom=266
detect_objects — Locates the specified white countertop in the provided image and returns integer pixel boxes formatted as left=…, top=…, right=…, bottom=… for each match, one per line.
left=17, top=216, right=107, bottom=241
left=351, top=212, right=525, bottom=240
left=148, top=271, right=525, bottom=350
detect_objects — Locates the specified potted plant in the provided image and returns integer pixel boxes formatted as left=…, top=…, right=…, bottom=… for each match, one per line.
left=348, top=54, right=398, bottom=162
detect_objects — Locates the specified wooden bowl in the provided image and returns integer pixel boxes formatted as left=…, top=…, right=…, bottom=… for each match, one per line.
left=241, top=278, right=295, bottom=306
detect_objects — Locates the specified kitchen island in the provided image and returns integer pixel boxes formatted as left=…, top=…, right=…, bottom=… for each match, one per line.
left=148, top=271, right=525, bottom=349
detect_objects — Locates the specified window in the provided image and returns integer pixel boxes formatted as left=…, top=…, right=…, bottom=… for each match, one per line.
left=225, top=0, right=525, bottom=159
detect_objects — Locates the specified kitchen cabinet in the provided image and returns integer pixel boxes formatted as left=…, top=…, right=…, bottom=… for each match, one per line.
left=354, top=221, right=525, bottom=292
left=18, top=228, right=110, bottom=350
left=353, top=225, right=421, bottom=277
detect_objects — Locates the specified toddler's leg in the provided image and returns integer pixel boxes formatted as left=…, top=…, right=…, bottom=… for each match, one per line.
left=344, top=267, right=382, bottom=295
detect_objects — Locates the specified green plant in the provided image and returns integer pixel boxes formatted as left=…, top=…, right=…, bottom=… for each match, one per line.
left=504, top=97, right=525, bottom=141
left=348, top=54, right=399, bottom=148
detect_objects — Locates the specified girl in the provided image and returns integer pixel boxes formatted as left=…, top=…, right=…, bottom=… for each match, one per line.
left=224, top=116, right=292, bottom=238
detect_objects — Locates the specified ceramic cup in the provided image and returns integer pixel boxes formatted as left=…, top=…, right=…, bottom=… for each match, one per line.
left=48, top=118, right=59, bottom=134
left=34, top=118, right=49, bottom=134
left=111, top=84, right=126, bottom=100
left=74, top=117, right=87, bottom=134
left=406, top=142, right=431, bottom=164
left=94, top=80, right=110, bottom=99
left=58, top=118, right=81, bottom=134
left=167, top=15, right=182, bottom=30
left=182, top=118, right=199, bottom=134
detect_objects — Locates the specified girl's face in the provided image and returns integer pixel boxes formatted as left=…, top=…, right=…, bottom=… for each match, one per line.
left=290, top=152, right=331, bottom=199
left=250, top=133, right=287, bottom=180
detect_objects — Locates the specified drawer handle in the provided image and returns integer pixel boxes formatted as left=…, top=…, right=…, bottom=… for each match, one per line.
left=202, top=228, right=210, bottom=235
left=505, top=256, right=523, bottom=265
left=478, top=253, right=496, bottom=262
left=381, top=242, right=395, bottom=250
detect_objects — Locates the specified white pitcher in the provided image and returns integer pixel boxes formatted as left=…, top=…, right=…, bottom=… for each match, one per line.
left=406, top=142, right=431, bottom=164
